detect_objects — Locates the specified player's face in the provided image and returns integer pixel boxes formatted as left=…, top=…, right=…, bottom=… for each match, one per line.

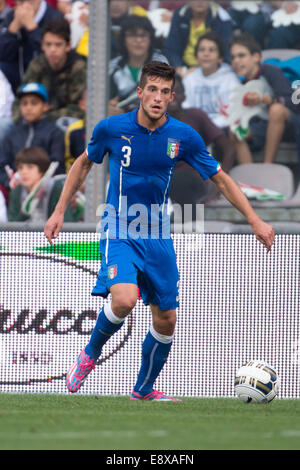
left=196, top=39, right=222, bottom=76
left=230, top=44, right=260, bottom=80
left=17, top=163, right=43, bottom=192
left=137, top=76, right=175, bottom=125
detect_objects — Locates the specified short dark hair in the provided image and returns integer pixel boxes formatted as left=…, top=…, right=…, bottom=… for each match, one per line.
left=230, top=32, right=261, bottom=55
left=14, top=147, right=51, bottom=175
left=195, top=31, right=225, bottom=59
left=42, top=16, right=71, bottom=43
left=139, top=61, right=176, bottom=89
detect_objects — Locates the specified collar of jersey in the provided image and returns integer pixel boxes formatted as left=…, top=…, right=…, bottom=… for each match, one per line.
left=131, top=108, right=170, bottom=134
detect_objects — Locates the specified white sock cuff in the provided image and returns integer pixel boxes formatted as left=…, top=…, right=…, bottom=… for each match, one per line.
left=104, top=303, right=124, bottom=324
left=150, top=324, right=173, bottom=344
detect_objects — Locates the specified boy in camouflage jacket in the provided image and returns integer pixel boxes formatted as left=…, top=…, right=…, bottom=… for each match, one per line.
left=13, top=16, right=87, bottom=123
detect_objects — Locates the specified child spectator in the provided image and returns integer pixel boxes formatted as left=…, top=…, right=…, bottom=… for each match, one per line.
left=229, top=33, right=299, bottom=164
left=164, top=0, right=234, bottom=77
left=0, top=0, right=63, bottom=92
left=13, top=15, right=87, bottom=123
left=0, top=82, right=65, bottom=189
left=108, top=14, right=168, bottom=115
left=110, top=0, right=148, bottom=59
left=8, top=146, right=76, bottom=221
left=169, top=73, right=235, bottom=208
left=182, top=31, right=239, bottom=129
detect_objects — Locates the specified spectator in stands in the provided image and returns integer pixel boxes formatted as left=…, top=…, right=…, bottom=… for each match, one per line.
left=0, top=0, right=11, bottom=28
left=56, top=0, right=89, bottom=54
left=110, top=0, right=148, bottom=59
left=263, top=1, right=300, bottom=49
left=163, top=0, right=234, bottom=78
left=0, top=69, right=14, bottom=142
left=108, top=14, right=168, bottom=116
left=64, top=88, right=86, bottom=173
left=0, top=0, right=63, bottom=92
left=228, top=1, right=268, bottom=48
left=13, top=16, right=87, bottom=123
left=229, top=33, right=298, bottom=164
left=7, top=146, right=77, bottom=221
left=182, top=31, right=239, bottom=130
left=0, top=82, right=65, bottom=189
left=168, top=73, right=235, bottom=207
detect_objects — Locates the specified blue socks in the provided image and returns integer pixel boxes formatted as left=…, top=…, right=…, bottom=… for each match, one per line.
left=133, top=325, right=173, bottom=396
left=85, top=305, right=174, bottom=396
left=85, top=304, right=124, bottom=360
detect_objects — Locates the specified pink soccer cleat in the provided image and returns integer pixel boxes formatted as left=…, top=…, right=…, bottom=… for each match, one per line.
left=130, top=390, right=182, bottom=402
left=66, top=349, right=96, bottom=393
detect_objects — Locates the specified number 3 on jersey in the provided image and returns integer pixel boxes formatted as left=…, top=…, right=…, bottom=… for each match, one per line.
left=121, top=145, right=131, bottom=167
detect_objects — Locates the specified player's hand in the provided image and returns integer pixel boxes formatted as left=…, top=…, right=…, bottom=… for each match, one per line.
left=251, top=218, right=275, bottom=252
left=44, top=211, right=64, bottom=245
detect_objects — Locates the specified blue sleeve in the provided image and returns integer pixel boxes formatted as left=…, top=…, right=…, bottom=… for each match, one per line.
left=86, top=119, right=109, bottom=164
left=182, top=127, right=221, bottom=180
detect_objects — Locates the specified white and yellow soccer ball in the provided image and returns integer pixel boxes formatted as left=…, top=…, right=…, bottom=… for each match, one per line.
left=234, top=360, right=280, bottom=403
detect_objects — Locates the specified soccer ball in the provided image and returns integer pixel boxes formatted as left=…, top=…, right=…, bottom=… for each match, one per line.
left=234, top=360, right=280, bottom=403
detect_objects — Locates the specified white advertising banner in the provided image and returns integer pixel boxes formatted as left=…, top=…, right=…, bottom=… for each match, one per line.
left=0, top=232, right=299, bottom=397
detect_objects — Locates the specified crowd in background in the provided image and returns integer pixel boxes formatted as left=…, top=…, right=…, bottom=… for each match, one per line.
left=0, top=0, right=300, bottom=223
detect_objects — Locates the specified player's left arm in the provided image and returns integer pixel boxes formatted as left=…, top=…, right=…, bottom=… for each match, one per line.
left=211, top=170, right=275, bottom=252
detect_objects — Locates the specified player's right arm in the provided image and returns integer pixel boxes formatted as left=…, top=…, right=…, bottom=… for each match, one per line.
left=44, top=151, right=93, bottom=244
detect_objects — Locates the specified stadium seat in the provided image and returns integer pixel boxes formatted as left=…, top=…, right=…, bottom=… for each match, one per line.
left=229, top=162, right=295, bottom=200
left=261, top=49, right=300, bottom=61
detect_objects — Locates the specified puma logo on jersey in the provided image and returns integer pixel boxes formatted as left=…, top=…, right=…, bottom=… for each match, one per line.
left=121, top=135, right=134, bottom=145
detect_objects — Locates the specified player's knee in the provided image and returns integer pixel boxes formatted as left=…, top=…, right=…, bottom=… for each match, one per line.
left=112, top=294, right=137, bottom=315
left=153, top=308, right=177, bottom=335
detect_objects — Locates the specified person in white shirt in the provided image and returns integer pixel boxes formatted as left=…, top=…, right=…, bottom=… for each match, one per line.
left=182, top=31, right=240, bottom=129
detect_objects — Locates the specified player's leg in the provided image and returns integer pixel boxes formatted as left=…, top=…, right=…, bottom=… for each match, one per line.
left=66, top=237, right=138, bottom=393
left=131, top=238, right=181, bottom=401
left=66, top=283, right=138, bottom=393
left=131, top=305, right=181, bottom=401
left=85, top=283, right=138, bottom=359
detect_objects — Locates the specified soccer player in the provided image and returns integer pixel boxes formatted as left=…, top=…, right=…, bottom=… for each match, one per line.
left=44, top=61, right=274, bottom=401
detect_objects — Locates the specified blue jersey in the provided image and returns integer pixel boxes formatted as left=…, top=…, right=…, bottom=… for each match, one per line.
left=86, top=109, right=221, bottom=238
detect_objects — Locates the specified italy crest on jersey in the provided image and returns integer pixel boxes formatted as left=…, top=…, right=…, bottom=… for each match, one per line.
left=167, top=138, right=180, bottom=159
left=108, top=265, right=117, bottom=279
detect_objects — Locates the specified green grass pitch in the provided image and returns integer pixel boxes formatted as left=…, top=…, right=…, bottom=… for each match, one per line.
left=0, top=394, right=300, bottom=450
